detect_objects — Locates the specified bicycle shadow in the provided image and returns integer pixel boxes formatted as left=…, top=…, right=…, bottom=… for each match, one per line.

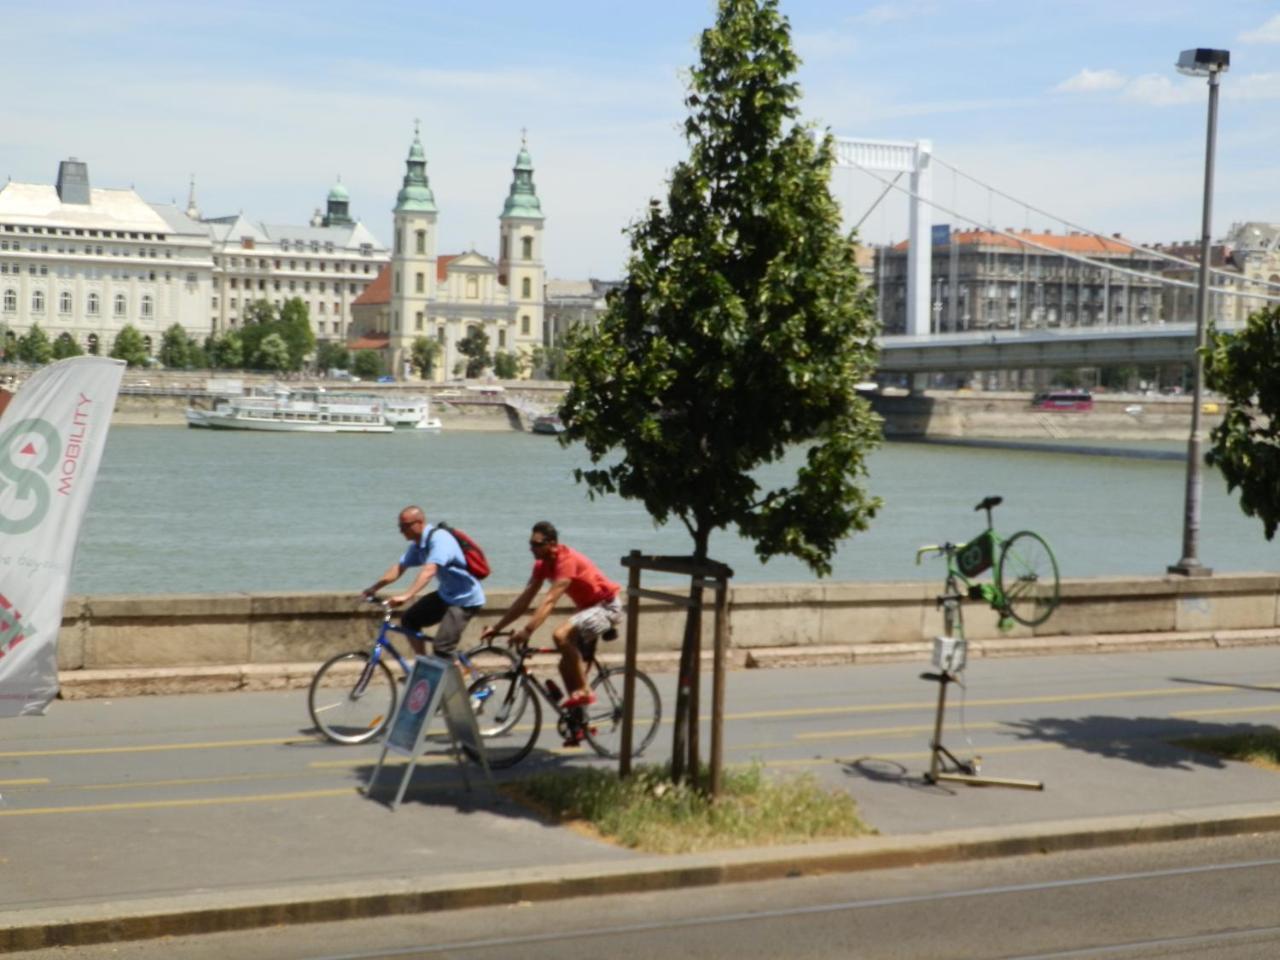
left=344, top=745, right=624, bottom=822
left=1002, top=714, right=1280, bottom=770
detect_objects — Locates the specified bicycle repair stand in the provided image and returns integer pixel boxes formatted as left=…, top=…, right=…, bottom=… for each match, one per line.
left=921, top=601, right=1043, bottom=791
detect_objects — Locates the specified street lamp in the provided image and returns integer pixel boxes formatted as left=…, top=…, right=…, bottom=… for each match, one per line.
left=1169, top=47, right=1229, bottom=577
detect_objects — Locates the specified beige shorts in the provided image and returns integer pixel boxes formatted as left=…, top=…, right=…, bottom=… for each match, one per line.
left=570, top=595, right=623, bottom=641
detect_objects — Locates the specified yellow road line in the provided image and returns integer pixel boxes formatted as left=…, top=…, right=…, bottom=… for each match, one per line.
left=0, top=737, right=305, bottom=759
left=1173, top=705, right=1280, bottom=719
left=794, top=721, right=1001, bottom=741
left=0, top=778, right=49, bottom=786
left=729, top=683, right=1280, bottom=723
left=0, top=787, right=358, bottom=817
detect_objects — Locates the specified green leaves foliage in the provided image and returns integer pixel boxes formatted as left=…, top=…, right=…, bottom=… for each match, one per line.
left=560, top=0, right=881, bottom=574
left=109, top=324, right=150, bottom=368
left=1204, top=304, right=1280, bottom=539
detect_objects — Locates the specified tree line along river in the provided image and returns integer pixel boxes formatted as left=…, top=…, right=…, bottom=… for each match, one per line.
left=70, top=425, right=1274, bottom=597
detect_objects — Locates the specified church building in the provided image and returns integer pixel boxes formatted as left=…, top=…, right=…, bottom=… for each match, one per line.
left=350, top=127, right=546, bottom=380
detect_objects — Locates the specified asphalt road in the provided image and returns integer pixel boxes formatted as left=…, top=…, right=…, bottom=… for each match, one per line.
left=13, top=832, right=1280, bottom=959
left=5, top=646, right=1280, bottom=910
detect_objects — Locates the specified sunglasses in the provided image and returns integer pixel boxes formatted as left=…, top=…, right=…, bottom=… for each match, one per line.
left=528, top=539, right=549, bottom=548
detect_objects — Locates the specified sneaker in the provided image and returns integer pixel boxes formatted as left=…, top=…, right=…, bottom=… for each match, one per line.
left=561, top=691, right=597, bottom=708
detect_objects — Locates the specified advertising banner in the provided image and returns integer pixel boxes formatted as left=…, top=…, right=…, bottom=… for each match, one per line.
left=0, top=357, right=125, bottom=716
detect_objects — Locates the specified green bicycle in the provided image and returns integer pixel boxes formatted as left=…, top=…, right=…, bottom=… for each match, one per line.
left=915, top=495, right=1060, bottom=628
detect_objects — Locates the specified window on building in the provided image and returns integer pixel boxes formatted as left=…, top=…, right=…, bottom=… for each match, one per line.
left=521, top=277, right=531, bottom=298
left=498, top=328, right=506, bottom=348
left=394, top=272, right=400, bottom=294
left=415, top=230, right=426, bottom=254
left=114, top=294, right=127, bottom=317
left=2, top=288, right=15, bottom=312
left=87, top=292, right=99, bottom=315
left=59, top=291, right=72, bottom=314
left=415, top=272, right=424, bottom=294
left=466, top=274, right=478, bottom=299
left=32, top=290, right=45, bottom=313
left=521, top=314, right=530, bottom=335
left=521, top=237, right=533, bottom=260
left=415, top=312, right=423, bottom=331
left=141, top=294, right=153, bottom=318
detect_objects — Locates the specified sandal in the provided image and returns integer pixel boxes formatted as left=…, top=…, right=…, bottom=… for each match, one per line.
left=561, top=691, right=597, bottom=708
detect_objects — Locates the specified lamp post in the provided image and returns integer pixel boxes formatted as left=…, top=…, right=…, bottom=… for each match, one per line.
left=1169, top=48, right=1229, bottom=577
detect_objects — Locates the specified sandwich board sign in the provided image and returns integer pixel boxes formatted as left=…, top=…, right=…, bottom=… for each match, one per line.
left=366, top=654, right=492, bottom=809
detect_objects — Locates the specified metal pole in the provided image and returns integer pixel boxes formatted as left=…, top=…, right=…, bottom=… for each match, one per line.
left=1170, top=69, right=1220, bottom=577
left=620, top=552, right=641, bottom=777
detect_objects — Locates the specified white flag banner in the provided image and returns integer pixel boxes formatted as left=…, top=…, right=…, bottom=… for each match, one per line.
left=0, top=357, right=125, bottom=716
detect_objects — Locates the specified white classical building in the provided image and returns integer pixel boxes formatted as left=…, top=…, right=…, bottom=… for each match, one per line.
left=350, top=127, right=547, bottom=379
left=203, top=181, right=387, bottom=340
left=0, top=159, right=212, bottom=356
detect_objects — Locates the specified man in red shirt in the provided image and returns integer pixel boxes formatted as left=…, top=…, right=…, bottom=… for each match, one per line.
left=481, top=521, right=622, bottom=741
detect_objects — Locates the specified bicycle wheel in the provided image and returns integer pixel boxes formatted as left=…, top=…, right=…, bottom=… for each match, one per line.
left=465, top=671, right=541, bottom=769
left=584, top=667, right=661, bottom=759
left=308, top=651, right=398, bottom=745
left=997, top=531, right=1060, bottom=627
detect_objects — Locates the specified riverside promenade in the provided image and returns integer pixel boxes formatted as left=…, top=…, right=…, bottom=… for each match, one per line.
left=6, top=640, right=1280, bottom=952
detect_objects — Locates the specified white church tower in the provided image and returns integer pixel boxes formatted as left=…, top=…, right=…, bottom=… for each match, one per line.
left=497, top=134, right=545, bottom=359
left=390, top=122, right=439, bottom=376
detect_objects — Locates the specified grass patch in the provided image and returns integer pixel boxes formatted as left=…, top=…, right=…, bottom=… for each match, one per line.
left=1172, top=729, right=1280, bottom=771
left=503, top=763, right=874, bottom=854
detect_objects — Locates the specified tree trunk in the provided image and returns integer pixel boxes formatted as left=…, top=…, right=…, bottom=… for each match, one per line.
left=670, top=528, right=709, bottom=785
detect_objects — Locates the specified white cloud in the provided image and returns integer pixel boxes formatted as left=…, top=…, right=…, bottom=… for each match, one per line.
left=1240, top=14, right=1280, bottom=44
left=1230, top=72, right=1280, bottom=101
left=1055, top=68, right=1128, bottom=93
left=1123, top=74, right=1203, bottom=107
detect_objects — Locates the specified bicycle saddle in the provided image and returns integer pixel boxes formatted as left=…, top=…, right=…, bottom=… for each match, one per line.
left=975, top=495, right=1003, bottom=512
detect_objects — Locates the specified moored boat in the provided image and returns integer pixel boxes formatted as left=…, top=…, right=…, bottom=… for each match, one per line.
left=382, top=395, right=443, bottom=431
left=185, top=387, right=393, bottom=433
left=530, top=414, right=565, bottom=435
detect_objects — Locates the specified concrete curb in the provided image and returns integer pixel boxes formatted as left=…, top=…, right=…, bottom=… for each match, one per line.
left=8, top=800, right=1280, bottom=952
left=56, top=629, right=1280, bottom=699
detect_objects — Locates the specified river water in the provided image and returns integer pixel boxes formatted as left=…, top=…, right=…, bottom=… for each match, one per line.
left=71, top=426, right=1276, bottom=596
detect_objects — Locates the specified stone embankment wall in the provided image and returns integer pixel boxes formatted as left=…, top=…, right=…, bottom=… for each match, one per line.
left=869, top=390, right=1217, bottom=441
left=58, top=574, right=1280, bottom=673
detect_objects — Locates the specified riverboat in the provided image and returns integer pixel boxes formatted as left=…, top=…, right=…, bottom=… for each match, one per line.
left=185, top=387, right=394, bottom=433
left=530, top=414, right=565, bottom=435
left=382, top=395, right=443, bottom=431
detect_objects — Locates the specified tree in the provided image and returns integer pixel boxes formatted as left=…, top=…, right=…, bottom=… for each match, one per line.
left=186, top=337, right=209, bottom=370
left=239, top=299, right=276, bottom=369
left=352, top=349, right=383, bottom=380
left=16, top=323, right=53, bottom=365
left=492, top=349, right=524, bottom=380
left=51, top=333, right=83, bottom=360
left=158, top=323, right=190, bottom=369
left=278, top=298, right=316, bottom=371
left=110, top=324, right=150, bottom=367
left=254, top=332, right=291, bottom=372
left=207, top=331, right=243, bottom=369
left=560, top=0, right=882, bottom=784
left=456, top=328, right=490, bottom=378
left=410, top=336, right=440, bottom=379
left=1205, top=304, right=1280, bottom=538
left=531, top=343, right=568, bottom=380
left=316, top=340, right=350, bottom=372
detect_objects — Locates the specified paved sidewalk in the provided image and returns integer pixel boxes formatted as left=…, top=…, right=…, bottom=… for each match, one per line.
left=6, top=639, right=1280, bottom=952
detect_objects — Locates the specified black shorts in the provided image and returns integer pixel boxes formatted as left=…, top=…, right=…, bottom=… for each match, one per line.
left=400, top=592, right=479, bottom=657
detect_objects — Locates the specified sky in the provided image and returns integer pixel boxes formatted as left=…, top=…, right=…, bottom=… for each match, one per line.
left=3, top=1, right=1278, bottom=280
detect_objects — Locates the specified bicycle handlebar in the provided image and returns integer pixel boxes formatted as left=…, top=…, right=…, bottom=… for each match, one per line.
left=915, top=543, right=955, bottom=564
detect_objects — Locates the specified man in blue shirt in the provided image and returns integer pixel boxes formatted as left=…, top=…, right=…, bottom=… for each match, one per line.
left=362, top=505, right=485, bottom=657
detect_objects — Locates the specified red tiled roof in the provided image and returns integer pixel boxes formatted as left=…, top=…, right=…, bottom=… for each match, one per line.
left=437, top=254, right=457, bottom=281
left=893, top=230, right=1136, bottom=254
left=352, top=265, right=391, bottom=306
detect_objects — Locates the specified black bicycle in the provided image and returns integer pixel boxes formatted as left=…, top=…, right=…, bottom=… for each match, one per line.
left=307, top=599, right=515, bottom=745
left=465, top=632, right=662, bottom=769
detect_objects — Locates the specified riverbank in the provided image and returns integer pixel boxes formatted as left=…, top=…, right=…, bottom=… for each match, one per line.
left=106, top=384, right=1214, bottom=439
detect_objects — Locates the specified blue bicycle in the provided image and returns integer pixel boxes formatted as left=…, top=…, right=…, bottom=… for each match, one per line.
left=308, top=599, right=516, bottom=745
